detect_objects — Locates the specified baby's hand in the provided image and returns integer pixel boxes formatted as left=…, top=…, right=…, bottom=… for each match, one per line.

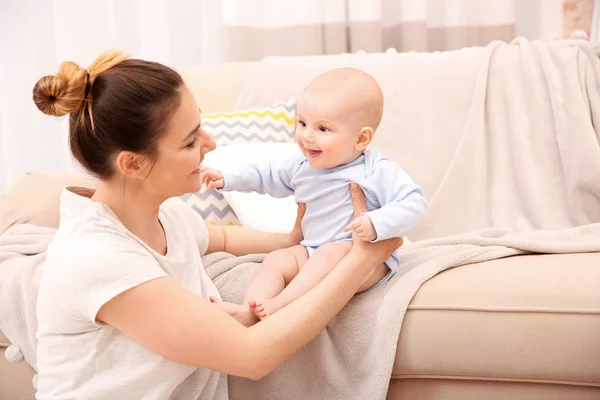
left=199, top=166, right=224, bottom=189
left=343, top=214, right=377, bottom=242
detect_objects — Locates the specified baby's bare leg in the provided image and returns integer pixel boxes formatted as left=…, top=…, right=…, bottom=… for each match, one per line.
left=258, top=241, right=353, bottom=319
left=243, top=245, right=309, bottom=319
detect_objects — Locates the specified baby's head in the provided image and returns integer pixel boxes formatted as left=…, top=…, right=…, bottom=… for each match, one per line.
left=296, top=68, right=383, bottom=170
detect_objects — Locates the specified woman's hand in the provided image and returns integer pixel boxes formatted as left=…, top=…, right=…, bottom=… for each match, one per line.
left=288, top=202, right=306, bottom=245
left=348, top=183, right=403, bottom=265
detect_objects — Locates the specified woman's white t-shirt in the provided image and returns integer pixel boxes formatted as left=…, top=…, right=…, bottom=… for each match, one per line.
left=36, top=188, right=227, bottom=400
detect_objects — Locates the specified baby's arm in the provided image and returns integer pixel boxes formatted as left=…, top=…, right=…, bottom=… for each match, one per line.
left=210, top=155, right=302, bottom=198
left=363, top=160, right=428, bottom=241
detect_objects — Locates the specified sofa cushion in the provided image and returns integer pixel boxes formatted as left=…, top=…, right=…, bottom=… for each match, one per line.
left=394, top=253, right=600, bottom=386
left=387, top=378, right=600, bottom=400
left=180, top=61, right=254, bottom=114
left=0, top=347, right=36, bottom=400
left=201, top=98, right=296, bottom=146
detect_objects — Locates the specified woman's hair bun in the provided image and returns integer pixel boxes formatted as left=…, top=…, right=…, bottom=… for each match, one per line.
left=32, top=61, right=88, bottom=117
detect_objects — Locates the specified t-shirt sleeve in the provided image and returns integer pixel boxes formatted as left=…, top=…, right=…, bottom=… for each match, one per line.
left=165, top=198, right=210, bottom=255
left=195, top=213, right=210, bottom=256
left=60, top=233, right=168, bottom=326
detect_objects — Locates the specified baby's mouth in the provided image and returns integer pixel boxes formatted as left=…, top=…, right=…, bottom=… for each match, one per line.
left=307, top=149, right=322, bottom=158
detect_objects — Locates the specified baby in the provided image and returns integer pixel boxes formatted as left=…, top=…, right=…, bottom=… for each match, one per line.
left=201, top=68, right=428, bottom=321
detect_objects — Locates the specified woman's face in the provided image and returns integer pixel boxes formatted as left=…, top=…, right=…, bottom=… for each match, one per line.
left=145, top=87, right=216, bottom=199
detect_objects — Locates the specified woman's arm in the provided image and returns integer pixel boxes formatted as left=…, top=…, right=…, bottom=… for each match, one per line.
left=205, top=203, right=305, bottom=256
left=97, top=184, right=401, bottom=380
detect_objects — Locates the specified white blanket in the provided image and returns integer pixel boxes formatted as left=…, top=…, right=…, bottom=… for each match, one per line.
left=235, top=36, right=600, bottom=241
left=0, top=223, right=54, bottom=368
left=206, top=225, right=600, bottom=400
left=2, top=224, right=600, bottom=400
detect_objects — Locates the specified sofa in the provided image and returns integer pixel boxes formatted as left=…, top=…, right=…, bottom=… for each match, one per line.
left=2, top=42, right=600, bottom=399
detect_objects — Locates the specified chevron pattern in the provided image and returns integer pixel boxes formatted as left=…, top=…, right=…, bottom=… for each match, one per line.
left=180, top=99, right=297, bottom=225
left=202, top=110, right=295, bottom=125
left=201, top=99, right=297, bottom=146
left=179, top=188, right=240, bottom=225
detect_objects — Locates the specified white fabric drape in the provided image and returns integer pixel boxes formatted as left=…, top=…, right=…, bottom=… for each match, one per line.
left=591, top=0, right=600, bottom=42
left=0, top=0, right=564, bottom=196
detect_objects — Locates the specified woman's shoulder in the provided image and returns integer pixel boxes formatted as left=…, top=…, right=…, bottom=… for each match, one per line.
left=161, top=197, right=206, bottom=232
left=52, top=196, right=152, bottom=265
left=161, top=197, right=198, bottom=218
left=50, top=222, right=151, bottom=269
left=161, top=197, right=210, bottom=253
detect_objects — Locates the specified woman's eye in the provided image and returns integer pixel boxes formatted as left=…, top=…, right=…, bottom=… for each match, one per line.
left=186, top=136, right=199, bottom=149
left=319, top=126, right=329, bottom=132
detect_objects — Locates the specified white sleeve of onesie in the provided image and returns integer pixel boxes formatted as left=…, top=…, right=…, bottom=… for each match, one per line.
left=220, top=155, right=303, bottom=198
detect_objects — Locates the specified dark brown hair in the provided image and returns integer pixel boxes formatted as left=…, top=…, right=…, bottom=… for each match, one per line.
left=32, top=50, right=184, bottom=178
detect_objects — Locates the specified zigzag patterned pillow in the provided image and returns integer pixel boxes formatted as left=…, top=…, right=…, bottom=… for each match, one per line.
left=201, top=98, right=296, bottom=146
left=179, top=190, right=239, bottom=225
left=179, top=99, right=297, bottom=225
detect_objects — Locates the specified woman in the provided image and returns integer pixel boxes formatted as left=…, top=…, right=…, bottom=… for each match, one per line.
left=32, top=50, right=401, bottom=399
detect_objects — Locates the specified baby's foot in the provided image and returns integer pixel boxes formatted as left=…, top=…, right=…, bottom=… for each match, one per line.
left=253, top=298, right=281, bottom=320
left=210, top=297, right=259, bottom=327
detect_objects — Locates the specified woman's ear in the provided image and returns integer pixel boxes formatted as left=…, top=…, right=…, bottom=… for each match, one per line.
left=355, top=126, right=374, bottom=151
left=115, top=151, right=150, bottom=179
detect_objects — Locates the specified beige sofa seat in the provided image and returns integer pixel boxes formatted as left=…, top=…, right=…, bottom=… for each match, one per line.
left=0, top=348, right=36, bottom=400
left=394, top=253, right=600, bottom=388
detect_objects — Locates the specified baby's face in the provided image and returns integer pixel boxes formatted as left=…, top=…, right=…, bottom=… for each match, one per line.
left=295, top=92, right=363, bottom=170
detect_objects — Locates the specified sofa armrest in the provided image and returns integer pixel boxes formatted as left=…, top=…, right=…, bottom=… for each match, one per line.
left=0, top=172, right=95, bottom=233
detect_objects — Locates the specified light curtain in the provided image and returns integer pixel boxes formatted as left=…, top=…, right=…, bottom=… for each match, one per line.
left=223, top=0, right=517, bottom=60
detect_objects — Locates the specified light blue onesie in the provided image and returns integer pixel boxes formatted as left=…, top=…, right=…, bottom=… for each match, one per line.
left=220, top=147, right=428, bottom=285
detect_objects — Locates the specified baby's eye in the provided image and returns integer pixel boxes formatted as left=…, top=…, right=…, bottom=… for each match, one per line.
left=298, top=120, right=306, bottom=128
left=319, top=126, right=329, bottom=132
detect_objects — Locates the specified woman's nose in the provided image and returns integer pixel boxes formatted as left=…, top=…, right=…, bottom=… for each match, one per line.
left=207, top=135, right=216, bottom=151
left=201, top=129, right=217, bottom=153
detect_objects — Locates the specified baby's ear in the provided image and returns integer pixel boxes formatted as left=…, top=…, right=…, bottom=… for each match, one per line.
left=355, top=126, right=373, bottom=151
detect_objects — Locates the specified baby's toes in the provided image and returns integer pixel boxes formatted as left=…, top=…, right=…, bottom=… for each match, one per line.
left=254, top=302, right=266, bottom=319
